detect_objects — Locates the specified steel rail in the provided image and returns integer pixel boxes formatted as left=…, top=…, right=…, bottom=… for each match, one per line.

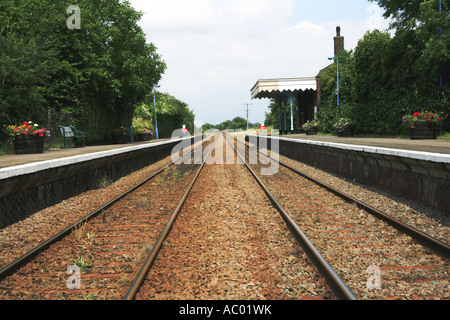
left=0, top=138, right=205, bottom=281
left=123, top=136, right=217, bottom=300
left=244, top=138, right=450, bottom=260
left=279, top=161, right=450, bottom=260
left=227, top=133, right=358, bottom=301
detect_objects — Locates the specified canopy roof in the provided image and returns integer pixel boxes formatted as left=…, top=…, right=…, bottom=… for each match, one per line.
left=251, top=77, right=317, bottom=100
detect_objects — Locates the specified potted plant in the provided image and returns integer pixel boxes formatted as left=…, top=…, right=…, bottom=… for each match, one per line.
left=10, top=121, right=48, bottom=154
left=136, top=127, right=153, bottom=141
left=403, top=112, right=446, bottom=140
left=112, top=127, right=130, bottom=144
left=334, top=118, right=355, bottom=137
left=302, top=120, right=320, bottom=135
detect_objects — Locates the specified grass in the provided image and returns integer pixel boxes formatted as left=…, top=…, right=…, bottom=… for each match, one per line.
left=438, top=132, right=450, bottom=140
left=72, top=256, right=93, bottom=272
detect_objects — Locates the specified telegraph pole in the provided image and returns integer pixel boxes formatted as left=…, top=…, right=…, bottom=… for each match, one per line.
left=244, top=103, right=252, bottom=131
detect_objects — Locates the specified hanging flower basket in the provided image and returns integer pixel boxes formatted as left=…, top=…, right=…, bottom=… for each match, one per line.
left=137, top=134, right=152, bottom=141
left=403, top=112, right=446, bottom=140
left=334, top=118, right=355, bottom=137
left=112, top=134, right=129, bottom=144
left=409, top=122, right=439, bottom=140
left=13, top=135, right=45, bottom=154
left=302, top=120, right=320, bottom=135
left=112, top=127, right=130, bottom=144
left=338, top=124, right=356, bottom=137
left=10, top=121, right=47, bottom=154
left=307, top=127, right=319, bottom=136
left=136, top=128, right=153, bottom=141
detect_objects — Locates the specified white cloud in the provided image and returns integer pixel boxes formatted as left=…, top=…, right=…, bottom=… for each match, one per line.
left=126, top=0, right=391, bottom=125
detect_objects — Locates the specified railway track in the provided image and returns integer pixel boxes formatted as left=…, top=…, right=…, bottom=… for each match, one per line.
left=0, top=137, right=212, bottom=299
left=130, top=132, right=341, bottom=300
left=1, top=131, right=448, bottom=301
left=242, top=135, right=449, bottom=300
left=2, top=132, right=340, bottom=301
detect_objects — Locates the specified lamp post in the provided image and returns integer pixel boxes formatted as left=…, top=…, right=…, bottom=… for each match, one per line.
left=128, top=103, right=132, bottom=143
left=439, top=0, right=442, bottom=35
left=153, top=84, right=160, bottom=140
left=439, top=0, right=442, bottom=88
left=328, top=56, right=340, bottom=109
left=289, top=93, right=294, bottom=134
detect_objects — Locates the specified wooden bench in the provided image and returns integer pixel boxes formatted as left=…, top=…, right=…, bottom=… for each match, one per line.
left=57, top=126, right=87, bottom=148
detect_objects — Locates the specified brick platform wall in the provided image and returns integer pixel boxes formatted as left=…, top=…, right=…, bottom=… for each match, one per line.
left=0, top=139, right=192, bottom=228
left=251, top=136, right=450, bottom=213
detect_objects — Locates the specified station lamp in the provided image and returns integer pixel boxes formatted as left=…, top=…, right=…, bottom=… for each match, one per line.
left=153, top=84, right=160, bottom=140
left=328, top=56, right=340, bottom=109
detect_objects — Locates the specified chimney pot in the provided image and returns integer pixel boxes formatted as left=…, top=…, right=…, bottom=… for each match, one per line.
left=334, top=26, right=344, bottom=55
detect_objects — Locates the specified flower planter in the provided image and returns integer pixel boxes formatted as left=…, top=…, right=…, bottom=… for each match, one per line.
left=113, top=134, right=129, bottom=144
left=13, top=135, right=45, bottom=154
left=338, top=124, right=355, bottom=137
left=410, top=123, right=438, bottom=140
left=306, top=127, right=319, bottom=136
left=137, top=133, right=152, bottom=142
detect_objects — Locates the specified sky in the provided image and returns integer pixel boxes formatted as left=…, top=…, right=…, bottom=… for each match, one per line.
left=126, top=0, right=392, bottom=126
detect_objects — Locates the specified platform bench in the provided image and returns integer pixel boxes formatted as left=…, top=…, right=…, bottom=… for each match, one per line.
left=57, top=126, right=87, bottom=149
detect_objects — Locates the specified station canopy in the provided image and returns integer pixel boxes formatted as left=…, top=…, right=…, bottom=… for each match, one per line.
left=251, top=77, right=317, bottom=100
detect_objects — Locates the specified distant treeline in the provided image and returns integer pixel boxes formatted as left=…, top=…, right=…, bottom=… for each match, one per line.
left=203, top=117, right=261, bottom=132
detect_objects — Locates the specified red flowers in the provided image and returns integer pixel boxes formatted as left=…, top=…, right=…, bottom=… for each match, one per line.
left=113, top=127, right=129, bottom=135
left=403, top=111, right=447, bottom=129
left=11, top=121, right=47, bottom=137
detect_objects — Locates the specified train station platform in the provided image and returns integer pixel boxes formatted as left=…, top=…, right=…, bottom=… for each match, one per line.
left=0, top=138, right=185, bottom=228
left=0, top=139, right=169, bottom=170
left=280, top=134, right=450, bottom=155
left=1, top=134, right=449, bottom=227
left=1, top=135, right=449, bottom=170
left=247, top=133, right=450, bottom=213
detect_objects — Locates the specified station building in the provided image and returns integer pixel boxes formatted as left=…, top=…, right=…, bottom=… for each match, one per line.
left=251, top=26, right=345, bottom=133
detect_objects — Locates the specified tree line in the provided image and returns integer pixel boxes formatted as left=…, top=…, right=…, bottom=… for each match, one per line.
left=266, top=0, right=449, bottom=136
left=0, top=0, right=193, bottom=145
left=203, top=117, right=261, bottom=132
left=318, top=0, right=449, bottom=135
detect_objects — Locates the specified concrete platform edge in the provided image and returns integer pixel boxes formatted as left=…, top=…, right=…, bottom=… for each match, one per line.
left=274, top=136, right=450, bottom=164
left=0, top=138, right=186, bottom=180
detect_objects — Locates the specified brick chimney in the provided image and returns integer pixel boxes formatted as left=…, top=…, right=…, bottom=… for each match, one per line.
left=334, top=26, right=344, bottom=55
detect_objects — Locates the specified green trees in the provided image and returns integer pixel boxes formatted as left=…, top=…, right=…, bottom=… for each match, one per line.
left=151, top=92, right=195, bottom=138
left=133, top=91, right=195, bottom=139
left=316, top=50, right=356, bottom=133
left=204, top=116, right=258, bottom=132
left=0, top=33, right=62, bottom=128
left=1, top=0, right=167, bottom=144
left=264, top=99, right=293, bottom=131
left=317, top=0, right=449, bottom=135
